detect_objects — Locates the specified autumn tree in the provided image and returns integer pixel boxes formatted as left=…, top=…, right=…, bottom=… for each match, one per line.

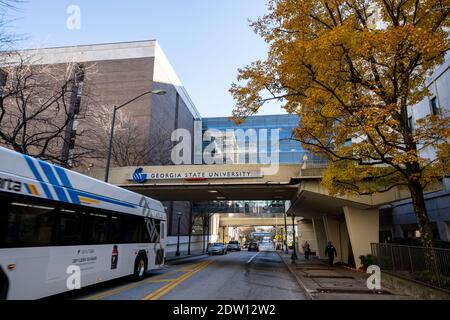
left=0, top=53, right=96, bottom=166
left=230, top=0, right=449, bottom=250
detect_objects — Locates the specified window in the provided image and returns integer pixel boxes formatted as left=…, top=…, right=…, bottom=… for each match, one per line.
left=147, top=219, right=161, bottom=243
left=160, top=222, right=165, bottom=239
left=122, top=216, right=150, bottom=243
left=430, top=97, right=439, bottom=115
left=57, top=210, right=84, bottom=246
left=85, top=213, right=109, bottom=244
left=408, top=116, right=414, bottom=130
left=109, top=215, right=123, bottom=243
left=0, top=200, right=57, bottom=248
left=0, top=194, right=162, bottom=247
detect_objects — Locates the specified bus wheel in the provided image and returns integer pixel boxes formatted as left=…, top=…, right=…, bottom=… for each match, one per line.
left=133, top=253, right=148, bottom=281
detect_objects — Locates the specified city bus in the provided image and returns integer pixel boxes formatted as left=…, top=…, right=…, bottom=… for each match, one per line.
left=0, top=146, right=166, bottom=300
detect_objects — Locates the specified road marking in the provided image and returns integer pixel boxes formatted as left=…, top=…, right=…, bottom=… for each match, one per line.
left=247, top=252, right=260, bottom=264
left=86, top=269, right=180, bottom=300
left=142, top=260, right=213, bottom=300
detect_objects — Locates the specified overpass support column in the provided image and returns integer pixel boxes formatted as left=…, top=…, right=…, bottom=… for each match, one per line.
left=312, top=218, right=327, bottom=259
left=323, top=217, right=350, bottom=264
left=343, top=206, right=379, bottom=269
left=297, top=220, right=317, bottom=254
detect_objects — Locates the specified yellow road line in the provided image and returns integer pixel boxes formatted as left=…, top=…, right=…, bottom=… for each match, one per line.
left=146, top=279, right=175, bottom=283
left=178, top=262, right=208, bottom=272
left=88, top=260, right=210, bottom=300
left=142, top=260, right=213, bottom=300
left=87, top=269, right=180, bottom=300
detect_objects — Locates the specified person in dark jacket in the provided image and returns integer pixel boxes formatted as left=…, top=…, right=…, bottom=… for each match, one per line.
left=303, top=241, right=311, bottom=260
left=325, top=242, right=337, bottom=267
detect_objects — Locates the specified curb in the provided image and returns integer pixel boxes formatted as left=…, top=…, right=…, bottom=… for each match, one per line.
left=277, top=252, right=314, bottom=300
left=165, top=253, right=207, bottom=263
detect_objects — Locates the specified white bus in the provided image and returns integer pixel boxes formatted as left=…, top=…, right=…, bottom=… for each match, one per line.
left=0, top=146, right=166, bottom=300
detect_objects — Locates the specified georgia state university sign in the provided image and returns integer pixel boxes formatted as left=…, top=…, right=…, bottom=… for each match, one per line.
left=132, top=168, right=148, bottom=183
left=130, top=169, right=263, bottom=183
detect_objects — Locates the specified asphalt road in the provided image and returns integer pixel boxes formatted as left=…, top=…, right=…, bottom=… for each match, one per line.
left=72, top=250, right=306, bottom=300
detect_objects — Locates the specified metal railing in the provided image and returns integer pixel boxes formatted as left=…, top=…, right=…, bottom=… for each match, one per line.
left=371, top=243, right=450, bottom=292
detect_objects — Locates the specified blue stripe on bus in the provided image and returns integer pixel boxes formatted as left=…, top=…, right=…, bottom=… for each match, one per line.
left=23, top=156, right=54, bottom=200
left=54, top=167, right=73, bottom=188
left=24, top=155, right=135, bottom=209
left=75, top=190, right=136, bottom=208
left=24, top=184, right=32, bottom=194
left=54, top=167, right=80, bottom=204
left=39, top=162, right=69, bottom=203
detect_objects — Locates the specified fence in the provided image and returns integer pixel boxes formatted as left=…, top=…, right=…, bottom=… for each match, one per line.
left=371, top=243, right=450, bottom=292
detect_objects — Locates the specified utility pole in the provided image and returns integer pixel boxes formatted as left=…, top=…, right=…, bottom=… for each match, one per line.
left=283, top=212, right=289, bottom=254
left=61, top=65, right=84, bottom=167
left=291, top=215, right=298, bottom=263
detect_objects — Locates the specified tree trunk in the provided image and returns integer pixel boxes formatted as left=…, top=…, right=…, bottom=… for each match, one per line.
left=408, top=181, right=433, bottom=248
left=408, top=181, right=437, bottom=274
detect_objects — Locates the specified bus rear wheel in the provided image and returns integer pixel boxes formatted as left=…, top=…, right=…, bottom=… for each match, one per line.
left=133, top=253, right=148, bottom=281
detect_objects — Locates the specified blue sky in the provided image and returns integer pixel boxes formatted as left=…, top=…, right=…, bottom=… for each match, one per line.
left=8, top=0, right=286, bottom=118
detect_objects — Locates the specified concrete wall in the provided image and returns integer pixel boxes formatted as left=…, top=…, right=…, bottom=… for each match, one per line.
left=166, top=235, right=205, bottom=254
left=344, top=206, right=379, bottom=269
left=312, top=218, right=328, bottom=259
left=298, top=220, right=318, bottom=254
left=323, top=217, right=350, bottom=264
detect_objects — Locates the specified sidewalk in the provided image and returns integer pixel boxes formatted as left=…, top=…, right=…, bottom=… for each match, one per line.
left=165, top=249, right=207, bottom=262
left=277, top=252, right=415, bottom=300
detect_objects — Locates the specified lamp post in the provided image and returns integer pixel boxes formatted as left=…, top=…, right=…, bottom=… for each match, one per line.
left=176, top=212, right=183, bottom=257
left=104, top=89, right=166, bottom=182
left=291, top=215, right=298, bottom=263
left=283, top=212, right=289, bottom=254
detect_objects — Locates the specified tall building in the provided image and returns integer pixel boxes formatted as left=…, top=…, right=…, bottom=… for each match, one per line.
left=380, top=54, right=450, bottom=243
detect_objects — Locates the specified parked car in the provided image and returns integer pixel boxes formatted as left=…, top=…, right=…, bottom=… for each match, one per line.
left=227, top=241, right=241, bottom=251
left=207, top=243, right=227, bottom=255
left=248, top=242, right=259, bottom=252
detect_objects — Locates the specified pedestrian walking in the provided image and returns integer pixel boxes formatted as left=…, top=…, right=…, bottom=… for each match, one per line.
left=325, top=241, right=337, bottom=267
left=302, top=241, right=311, bottom=260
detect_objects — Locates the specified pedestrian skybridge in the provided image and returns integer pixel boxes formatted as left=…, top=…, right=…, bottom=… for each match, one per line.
left=89, top=163, right=442, bottom=268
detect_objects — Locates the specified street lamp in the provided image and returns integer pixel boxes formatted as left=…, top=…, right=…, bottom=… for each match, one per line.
left=283, top=211, right=289, bottom=254
left=176, top=212, right=183, bottom=257
left=291, top=215, right=298, bottom=263
left=104, top=89, right=166, bottom=182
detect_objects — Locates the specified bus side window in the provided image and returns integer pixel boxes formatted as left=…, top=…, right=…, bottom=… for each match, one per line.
left=122, top=216, right=141, bottom=243
left=57, top=210, right=84, bottom=246
left=146, top=218, right=160, bottom=243
left=0, top=199, right=56, bottom=248
left=109, top=215, right=122, bottom=243
left=84, top=213, right=109, bottom=245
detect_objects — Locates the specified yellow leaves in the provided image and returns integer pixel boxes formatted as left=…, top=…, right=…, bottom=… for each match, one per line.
left=231, top=0, right=449, bottom=193
left=392, top=151, right=420, bottom=166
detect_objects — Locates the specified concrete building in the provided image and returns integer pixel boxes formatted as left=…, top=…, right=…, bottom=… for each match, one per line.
left=381, top=54, right=450, bottom=244
left=1, top=40, right=202, bottom=243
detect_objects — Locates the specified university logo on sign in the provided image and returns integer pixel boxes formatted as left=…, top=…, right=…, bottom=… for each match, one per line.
left=132, top=168, right=148, bottom=184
